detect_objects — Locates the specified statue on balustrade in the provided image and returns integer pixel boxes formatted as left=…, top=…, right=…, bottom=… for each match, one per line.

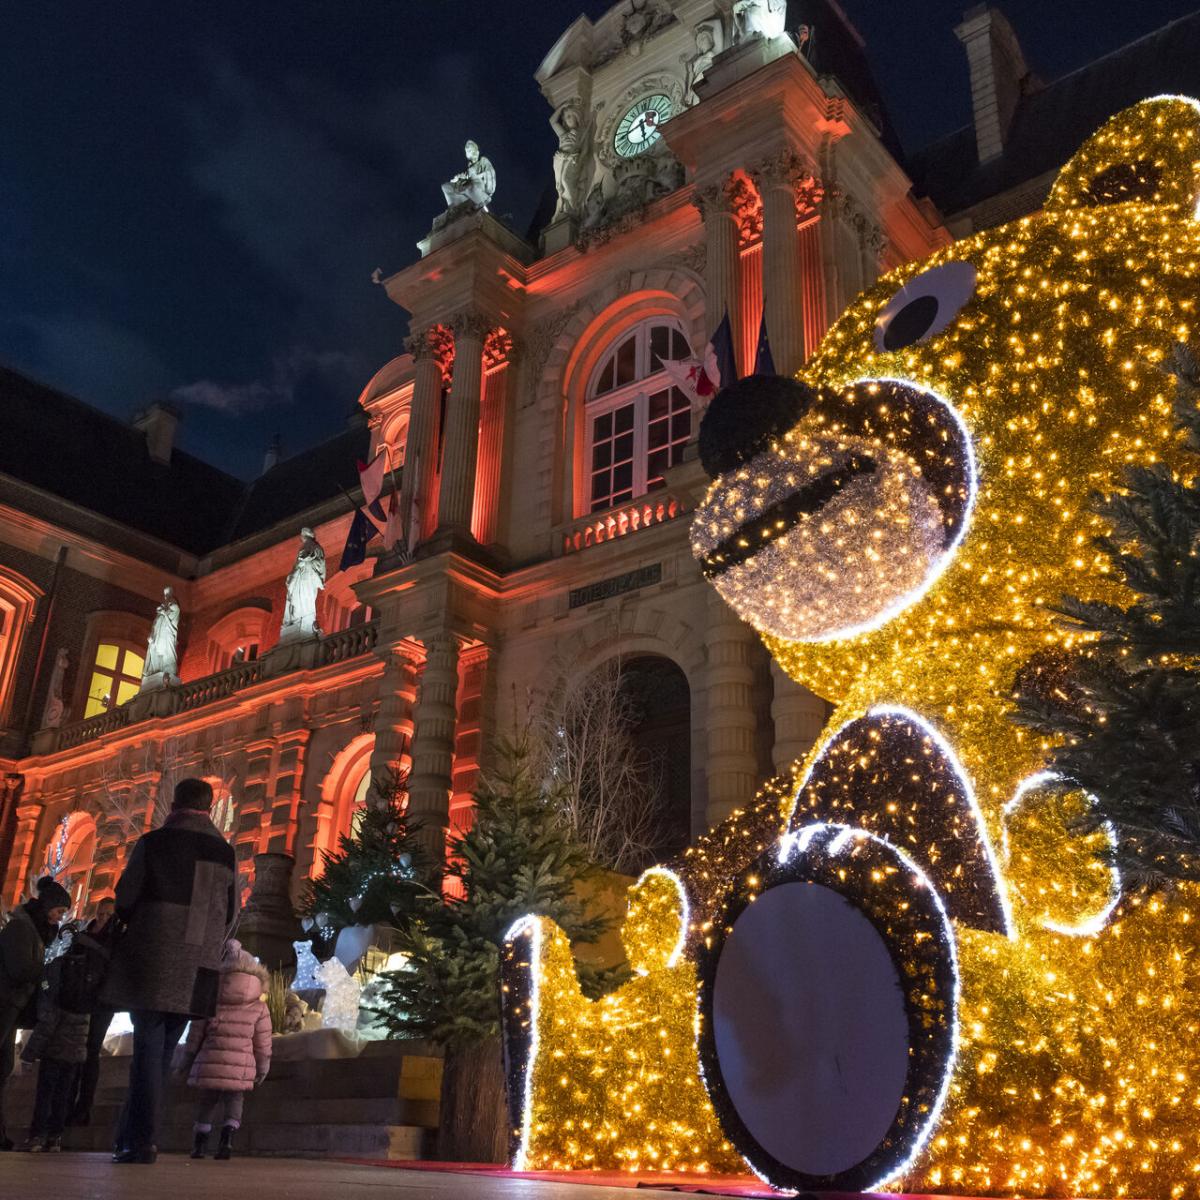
left=41, top=648, right=69, bottom=728
left=140, top=586, right=181, bottom=690
left=435, top=140, right=496, bottom=230
left=280, top=527, right=325, bottom=643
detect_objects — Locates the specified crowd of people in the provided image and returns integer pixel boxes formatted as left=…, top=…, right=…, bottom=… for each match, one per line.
left=0, top=777, right=272, bottom=1162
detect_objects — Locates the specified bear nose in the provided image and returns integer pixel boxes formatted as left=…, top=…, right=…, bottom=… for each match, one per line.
left=697, top=375, right=819, bottom=479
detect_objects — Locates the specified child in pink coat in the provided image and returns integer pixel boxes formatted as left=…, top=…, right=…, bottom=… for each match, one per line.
left=178, top=939, right=272, bottom=1160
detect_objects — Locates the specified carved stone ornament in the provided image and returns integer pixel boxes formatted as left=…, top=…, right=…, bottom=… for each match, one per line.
left=728, top=174, right=763, bottom=248
left=406, top=324, right=456, bottom=382
left=450, top=308, right=493, bottom=344
left=483, top=328, right=516, bottom=371
left=526, top=301, right=584, bottom=402
left=658, top=242, right=708, bottom=278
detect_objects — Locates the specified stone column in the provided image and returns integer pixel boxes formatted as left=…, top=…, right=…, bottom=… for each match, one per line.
left=693, top=178, right=741, bottom=362
left=703, top=592, right=761, bottom=827
left=5, top=802, right=41, bottom=906
left=367, top=644, right=420, bottom=805
left=752, top=150, right=809, bottom=378
left=770, top=660, right=828, bottom=775
left=407, top=632, right=461, bottom=864
left=471, top=331, right=515, bottom=547
left=401, top=326, right=451, bottom=543
left=437, top=310, right=490, bottom=535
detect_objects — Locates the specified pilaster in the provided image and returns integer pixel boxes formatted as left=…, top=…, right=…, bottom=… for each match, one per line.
left=703, top=592, right=760, bottom=826
left=407, top=632, right=462, bottom=863
left=401, top=325, right=453, bottom=544
left=367, top=642, right=421, bottom=803
left=692, top=179, right=741, bottom=363
left=769, top=660, right=827, bottom=776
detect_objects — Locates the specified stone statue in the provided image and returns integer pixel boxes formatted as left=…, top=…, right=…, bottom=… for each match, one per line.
left=41, top=648, right=69, bottom=729
left=684, top=21, right=724, bottom=102
left=550, top=100, right=593, bottom=220
left=732, top=0, right=787, bottom=42
left=280, top=527, right=325, bottom=643
left=141, top=587, right=180, bottom=689
left=439, top=140, right=496, bottom=215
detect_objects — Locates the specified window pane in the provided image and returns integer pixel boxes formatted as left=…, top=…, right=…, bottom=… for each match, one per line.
left=647, top=421, right=667, bottom=449
left=115, top=680, right=139, bottom=707
left=670, top=386, right=689, bottom=412
left=615, top=336, right=637, bottom=387
left=94, top=643, right=118, bottom=671
left=591, top=473, right=609, bottom=503
left=123, top=650, right=145, bottom=678
left=86, top=671, right=112, bottom=715
left=671, top=441, right=687, bottom=467
left=648, top=389, right=670, bottom=420
left=84, top=696, right=106, bottom=720
left=650, top=325, right=670, bottom=369
left=672, top=411, right=691, bottom=441
left=648, top=449, right=668, bottom=481
left=614, top=404, right=635, bottom=434
left=671, top=328, right=689, bottom=360
left=594, top=411, right=612, bottom=440
left=613, top=462, right=633, bottom=492
left=592, top=441, right=612, bottom=470
left=614, top=432, right=634, bottom=462
left=594, top=354, right=616, bottom=397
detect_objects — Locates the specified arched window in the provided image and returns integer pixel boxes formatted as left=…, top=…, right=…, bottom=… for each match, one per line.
left=586, top=319, right=693, bottom=513
left=0, top=567, right=41, bottom=726
left=38, top=812, right=98, bottom=914
left=76, top=611, right=149, bottom=720
left=207, top=777, right=237, bottom=838
left=205, top=605, right=271, bottom=674
left=83, top=641, right=144, bottom=718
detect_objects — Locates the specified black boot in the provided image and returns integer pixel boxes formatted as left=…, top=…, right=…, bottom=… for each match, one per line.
left=191, top=1130, right=209, bottom=1159
left=214, top=1125, right=235, bottom=1160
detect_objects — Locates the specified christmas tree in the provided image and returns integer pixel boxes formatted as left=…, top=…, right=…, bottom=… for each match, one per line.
left=370, top=726, right=613, bottom=1161
left=1014, top=342, right=1200, bottom=889
left=302, top=767, right=428, bottom=948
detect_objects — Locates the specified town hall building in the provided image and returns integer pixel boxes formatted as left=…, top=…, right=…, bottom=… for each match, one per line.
left=3, top=0, right=1198, bottom=911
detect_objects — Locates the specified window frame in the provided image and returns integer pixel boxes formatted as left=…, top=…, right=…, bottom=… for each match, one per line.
left=584, top=318, right=693, bottom=515
left=0, top=567, right=42, bottom=728
left=83, top=640, right=144, bottom=718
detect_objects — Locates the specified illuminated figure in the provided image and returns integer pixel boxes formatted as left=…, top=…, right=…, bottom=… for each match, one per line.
left=504, top=99, right=1200, bottom=1197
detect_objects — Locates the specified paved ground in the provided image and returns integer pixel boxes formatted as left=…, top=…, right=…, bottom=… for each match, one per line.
left=0, top=1153, right=749, bottom=1199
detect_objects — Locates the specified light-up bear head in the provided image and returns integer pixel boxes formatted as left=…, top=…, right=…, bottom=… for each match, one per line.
left=679, top=98, right=1200, bottom=1197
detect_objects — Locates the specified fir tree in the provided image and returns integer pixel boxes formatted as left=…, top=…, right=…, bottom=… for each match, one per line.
left=302, top=768, right=428, bottom=947
left=1013, top=342, right=1200, bottom=889
left=370, top=727, right=611, bottom=1047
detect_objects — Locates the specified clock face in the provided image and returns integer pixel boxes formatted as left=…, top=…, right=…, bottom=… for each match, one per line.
left=614, top=94, right=673, bottom=158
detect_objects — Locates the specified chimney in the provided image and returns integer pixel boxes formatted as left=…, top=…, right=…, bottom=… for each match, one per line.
left=955, top=5, right=1031, bottom=164
left=132, top=401, right=180, bottom=466
left=261, top=434, right=281, bottom=475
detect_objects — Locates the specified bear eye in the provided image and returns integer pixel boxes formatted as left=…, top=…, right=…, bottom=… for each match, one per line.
left=874, top=261, right=977, bottom=353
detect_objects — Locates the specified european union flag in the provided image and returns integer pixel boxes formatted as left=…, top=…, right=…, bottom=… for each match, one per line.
left=338, top=508, right=374, bottom=573
left=711, top=308, right=738, bottom=388
left=753, top=305, right=776, bottom=376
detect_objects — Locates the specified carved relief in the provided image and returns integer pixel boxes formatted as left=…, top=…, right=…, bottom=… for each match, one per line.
left=525, top=301, right=584, bottom=404
left=483, top=328, right=516, bottom=371
left=728, top=174, right=763, bottom=248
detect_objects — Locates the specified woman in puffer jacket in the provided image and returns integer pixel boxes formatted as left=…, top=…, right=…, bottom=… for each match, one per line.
left=178, top=939, right=272, bottom=1160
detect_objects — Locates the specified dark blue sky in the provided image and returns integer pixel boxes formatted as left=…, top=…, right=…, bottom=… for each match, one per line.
left=3, top=0, right=1197, bottom=478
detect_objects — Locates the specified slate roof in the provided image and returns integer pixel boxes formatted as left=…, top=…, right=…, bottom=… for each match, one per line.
left=0, top=364, right=368, bottom=558
left=908, top=10, right=1200, bottom=219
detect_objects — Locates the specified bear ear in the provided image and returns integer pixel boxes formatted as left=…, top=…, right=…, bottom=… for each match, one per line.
left=1045, top=96, right=1200, bottom=218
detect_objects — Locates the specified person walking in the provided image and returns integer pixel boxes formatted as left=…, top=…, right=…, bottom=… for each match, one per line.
left=68, top=896, right=118, bottom=1127
left=19, top=931, right=92, bottom=1152
left=101, top=778, right=238, bottom=1164
left=0, top=877, right=71, bottom=1151
left=179, top=938, right=272, bottom=1161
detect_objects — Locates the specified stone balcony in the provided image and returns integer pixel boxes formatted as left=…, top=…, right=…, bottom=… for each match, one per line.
left=33, top=620, right=380, bottom=756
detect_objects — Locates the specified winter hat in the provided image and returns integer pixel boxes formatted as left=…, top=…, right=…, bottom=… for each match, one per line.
left=36, top=877, right=72, bottom=910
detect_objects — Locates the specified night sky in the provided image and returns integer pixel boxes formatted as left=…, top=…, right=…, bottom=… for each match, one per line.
left=3, top=0, right=1197, bottom=479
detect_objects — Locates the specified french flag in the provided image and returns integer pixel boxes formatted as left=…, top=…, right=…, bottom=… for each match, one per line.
left=662, top=309, right=737, bottom=403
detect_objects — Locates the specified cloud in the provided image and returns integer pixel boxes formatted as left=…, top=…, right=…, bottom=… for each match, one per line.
left=172, top=345, right=358, bottom=414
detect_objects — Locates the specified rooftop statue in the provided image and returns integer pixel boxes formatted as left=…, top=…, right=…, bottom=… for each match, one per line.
left=279, top=526, right=325, bottom=643
left=141, top=586, right=180, bottom=690
left=437, top=140, right=496, bottom=227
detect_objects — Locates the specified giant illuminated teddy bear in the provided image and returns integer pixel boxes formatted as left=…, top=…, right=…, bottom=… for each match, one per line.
left=503, top=98, right=1200, bottom=1198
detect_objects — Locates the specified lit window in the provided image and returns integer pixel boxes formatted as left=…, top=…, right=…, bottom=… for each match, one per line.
left=84, top=642, right=144, bottom=718
left=586, top=320, right=693, bottom=513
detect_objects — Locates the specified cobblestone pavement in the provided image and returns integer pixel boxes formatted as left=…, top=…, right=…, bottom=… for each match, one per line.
left=0, top=1152, right=746, bottom=1199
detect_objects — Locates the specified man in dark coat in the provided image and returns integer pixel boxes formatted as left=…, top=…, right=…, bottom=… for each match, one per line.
left=0, top=876, right=70, bottom=1150
left=102, top=778, right=238, bottom=1164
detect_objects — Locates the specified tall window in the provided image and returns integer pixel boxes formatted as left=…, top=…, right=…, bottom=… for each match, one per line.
left=586, top=319, right=693, bottom=513
left=0, top=568, right=41, bottom=726
left=83, top=642, right=143, bottom=718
